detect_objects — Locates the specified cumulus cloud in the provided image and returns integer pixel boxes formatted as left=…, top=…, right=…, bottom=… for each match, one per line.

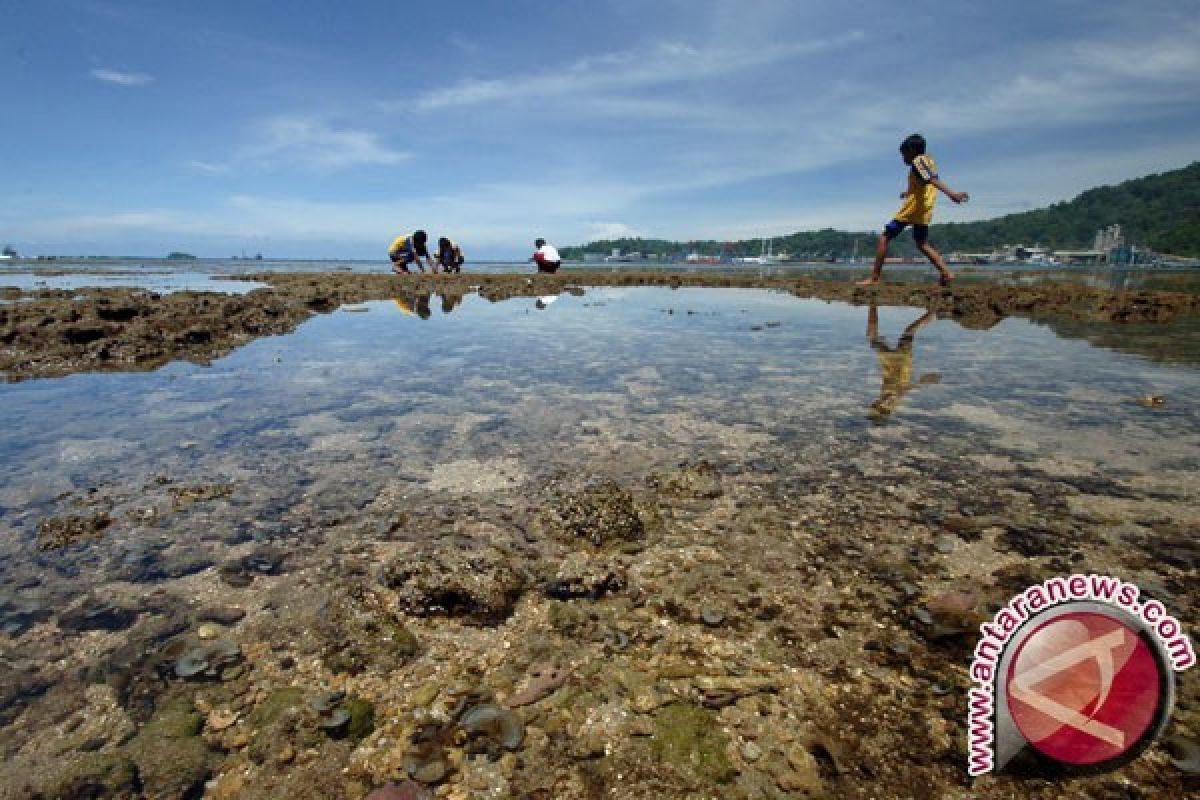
left=90, top=68, right=154, bottom=86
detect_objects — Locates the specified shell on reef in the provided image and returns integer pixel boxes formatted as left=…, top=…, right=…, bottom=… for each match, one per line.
left=509, top=665, right=569, bottom=707
left=173, top=638, right=242, bottom=679
left=175, top=651, right=209, bottom=678
left=207, top=709, right=239, bottom=731
left=459, top=704, right=524, bottom=751
left=403, top=745, right=448, bottom=784
left=308, top=691, right=346, bottom=714
left=208, top=638, right=241, bottom=662
left=317, top=708, right=351, bottom=730
left=605, top=629, right=630, bottom=651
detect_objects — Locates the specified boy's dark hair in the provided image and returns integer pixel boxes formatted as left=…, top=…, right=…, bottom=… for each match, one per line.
left=438, top=237, right=451, bottom=249
left=535, top=238, right=546, bottom=248
left=900, top=134, right=926, bottom=155
left=413, top=230, right=427, bottom=244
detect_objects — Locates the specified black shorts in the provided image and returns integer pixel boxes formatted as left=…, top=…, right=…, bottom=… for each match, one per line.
left=884, top=219, right=929, bottom=243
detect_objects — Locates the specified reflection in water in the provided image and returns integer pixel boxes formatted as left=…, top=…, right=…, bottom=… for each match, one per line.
left=440, top=292, right=463, bottom=314
left=392, top=292, right=465, bottom=319
left=867, top=304, right=941, bottom=420
left=535, top=295, right=559, bottom=310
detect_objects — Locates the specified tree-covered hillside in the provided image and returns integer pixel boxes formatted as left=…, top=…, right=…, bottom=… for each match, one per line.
left=562, top=162, right=1200, bottom=260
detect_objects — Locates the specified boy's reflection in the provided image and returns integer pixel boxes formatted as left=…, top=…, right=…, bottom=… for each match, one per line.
left=867, top=304, right=940, bottom=420
left=392, top=291, right=463, bottom=319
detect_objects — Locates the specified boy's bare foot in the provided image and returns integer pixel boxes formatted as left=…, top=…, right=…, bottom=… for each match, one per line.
left=855, top=278, right=881, bottom=286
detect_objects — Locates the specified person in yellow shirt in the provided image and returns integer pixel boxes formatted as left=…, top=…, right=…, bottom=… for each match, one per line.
left=866, top=304, right=941, bottom=420
left=389, top=230, right=436, bottom=274
left=857, top=134, right=968, bottom=287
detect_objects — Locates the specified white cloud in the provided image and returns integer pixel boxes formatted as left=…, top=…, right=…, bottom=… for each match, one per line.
left=585, top=222, right=640, bottom=239
left=90, top=68, right=154, bottom=86
left=186, top=160, right=231, bottom=176
left=411, top=32, right=865, bottom=111
left=240, top=116, right=411, bottom=172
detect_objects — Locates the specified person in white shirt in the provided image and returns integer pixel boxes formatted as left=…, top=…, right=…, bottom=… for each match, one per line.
left=532, top=238, right=561, bottom=273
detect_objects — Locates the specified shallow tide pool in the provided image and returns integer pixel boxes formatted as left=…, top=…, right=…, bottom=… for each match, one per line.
left=2, top=287, right=1196, bottom=515
left=0, top=286, right=1197, bottom=798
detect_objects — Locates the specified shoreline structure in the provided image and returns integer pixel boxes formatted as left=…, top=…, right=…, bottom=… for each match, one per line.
left=3, top=270, right=1199, bottom=382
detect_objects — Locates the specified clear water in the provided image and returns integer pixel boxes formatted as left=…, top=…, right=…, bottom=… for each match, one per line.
left=0, top=269, right=267, bottom=294
left=1, top=287, right=1197, bottom=561
left=2, top=285, right=1198, bottom=797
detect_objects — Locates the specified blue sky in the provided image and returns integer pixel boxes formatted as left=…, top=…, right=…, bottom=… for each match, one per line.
left=3, top=0, right=1198, bottom=260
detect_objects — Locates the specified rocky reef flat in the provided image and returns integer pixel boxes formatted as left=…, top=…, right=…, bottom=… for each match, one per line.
left=2, top=440, right=1196, bottom=799
left=0, top=272, right=1197, bottom=799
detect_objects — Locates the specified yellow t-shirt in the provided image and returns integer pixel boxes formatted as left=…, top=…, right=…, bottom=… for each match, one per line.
left=895, top=154, right=938, bottom=225
left=876, top=349, right=913, bottom=391
left=389, top=235, right=410, bottom=256
left=873, top=348, right=914, bottom=415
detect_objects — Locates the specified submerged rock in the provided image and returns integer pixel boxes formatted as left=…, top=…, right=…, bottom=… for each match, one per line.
left=168, top=483, right=234, bottom=507
left=36, top=512, right=112, bottom=551
left=540, top=552, right=625, bottom=600
left=125, top=695, right=214, bottom=798
left=649, top=461, right=723, bottom=500
left=383, top=543, right=527, bottom=625
left=548, top=481, right=645, bottom=547
left=315, top=586, right=420, bottom=674
left=58, top=595, right=137, bottom=632
left=25, top=753, right=138, bottom=799
left=0, top=595, right=53, bottom=636
left=218, top=546, right=286, bottom=586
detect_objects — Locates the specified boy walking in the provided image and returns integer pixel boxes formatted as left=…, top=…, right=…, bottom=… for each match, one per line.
left=857, top=134, right=968, bottom=286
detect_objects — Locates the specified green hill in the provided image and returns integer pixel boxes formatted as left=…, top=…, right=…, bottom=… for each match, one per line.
left=562, top=161, right=1200, bottom=260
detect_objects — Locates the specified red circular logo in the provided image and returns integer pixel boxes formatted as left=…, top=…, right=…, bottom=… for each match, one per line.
left=1005, top=611, right=1163, bottom=766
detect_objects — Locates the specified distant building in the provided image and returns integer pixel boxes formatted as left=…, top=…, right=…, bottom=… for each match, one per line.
left=1093, top=224, right=1123, bottom=252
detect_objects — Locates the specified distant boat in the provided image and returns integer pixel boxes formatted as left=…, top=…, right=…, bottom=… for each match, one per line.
left=737, top=239, right=787, bottom=265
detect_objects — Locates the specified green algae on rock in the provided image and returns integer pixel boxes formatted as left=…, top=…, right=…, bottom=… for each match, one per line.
left=650, top=703, right=737, bottom=785
left=124, top=695, right=214, bottom=798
